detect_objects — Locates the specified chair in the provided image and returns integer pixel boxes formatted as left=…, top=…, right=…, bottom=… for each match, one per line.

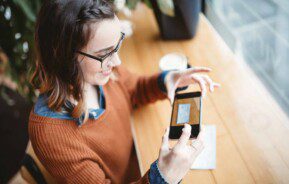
left=20, top=142, right=57, bottom=184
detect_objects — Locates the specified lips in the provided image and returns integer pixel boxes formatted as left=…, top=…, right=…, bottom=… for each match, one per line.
left=102, top=69, right=112, bottom=76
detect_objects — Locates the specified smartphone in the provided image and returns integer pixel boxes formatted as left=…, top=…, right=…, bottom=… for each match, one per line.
left=169, top=91, right=202, bottom=139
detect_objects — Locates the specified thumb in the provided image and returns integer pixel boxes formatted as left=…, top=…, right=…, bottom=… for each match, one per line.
left=160, top=127, right=170, bottom=154
left=169, top=91, right=174, bottom=105
left=168, top=81, right=179, bottom=105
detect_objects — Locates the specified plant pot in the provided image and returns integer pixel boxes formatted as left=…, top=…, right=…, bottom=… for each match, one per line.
left=149, top=0, right=201, bottom=40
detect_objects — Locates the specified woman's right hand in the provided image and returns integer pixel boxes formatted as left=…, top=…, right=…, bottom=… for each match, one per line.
left=157, top=124, right=205, bottom=183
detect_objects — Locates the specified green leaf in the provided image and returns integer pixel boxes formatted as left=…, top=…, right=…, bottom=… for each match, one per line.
left=12, top=0, right=36, bottom=22
left=143, top=0, right=152, bottom=9
left=126, top=0, right=141, bottom=9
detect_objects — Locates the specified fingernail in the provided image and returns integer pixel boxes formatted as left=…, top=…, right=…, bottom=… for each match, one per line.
left=182, top=124, right=188, bottom=131
left=184, top=124, right=190, bottom=131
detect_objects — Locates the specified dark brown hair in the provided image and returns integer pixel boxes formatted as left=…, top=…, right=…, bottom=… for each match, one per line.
left=31, top=0, right=115, bottom=119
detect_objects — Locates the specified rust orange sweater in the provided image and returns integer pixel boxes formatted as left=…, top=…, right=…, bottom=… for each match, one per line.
left=28, top=66, right=168, bottom=183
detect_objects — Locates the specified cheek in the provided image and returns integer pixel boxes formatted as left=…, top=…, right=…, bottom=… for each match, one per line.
left=80, top=61, right=101, bottom=78
left=80, top=59, right=101, bottom=73
left=79, top=60, right=110, bottom=85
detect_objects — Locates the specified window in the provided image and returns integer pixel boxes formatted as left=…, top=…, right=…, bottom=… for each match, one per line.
left=204, top=0, right=289, bottom=115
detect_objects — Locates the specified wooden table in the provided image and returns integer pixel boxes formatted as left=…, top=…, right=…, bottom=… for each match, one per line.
left=119, top=4, right=289, bottom=183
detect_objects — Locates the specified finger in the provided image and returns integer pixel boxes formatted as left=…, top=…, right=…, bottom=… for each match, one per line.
left=192, top=75, right=207, bottom=98
left=213, top=82, right=221, bottom=88
left=174, top=124, right=191, bottom=150
left=185, top=66, right=212, bottom=75
left=168, top=90, right=175, bottom=105
left=191, top=139, right=204, bottom=154
left=167, top=80, right=179, bottom=105
left=161, top=127, right=170, bottom=152
left=189, top=128, right=203, bottom=144
left=196, top=129, right=205, bottom=143
left=200, top=75, right=214, bottom=92
left=169, top=95, right=174, bottom=105
left=191, top=129, right=205, bottom=152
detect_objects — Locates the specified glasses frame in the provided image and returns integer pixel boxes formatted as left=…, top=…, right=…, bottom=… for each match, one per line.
left=77, top=32, right=125, bottom=68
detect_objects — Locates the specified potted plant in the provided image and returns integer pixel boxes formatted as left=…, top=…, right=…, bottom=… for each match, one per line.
left=149, top=0, right=201, bottom=40
left=0, top=0, right=42, bottom=182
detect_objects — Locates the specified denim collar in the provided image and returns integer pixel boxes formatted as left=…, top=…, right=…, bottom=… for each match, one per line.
left=34, top=86, right=106, bottom=126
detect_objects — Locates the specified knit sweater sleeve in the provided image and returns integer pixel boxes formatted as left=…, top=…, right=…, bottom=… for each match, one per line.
left=28, top=121, right=150, bottom=184
left=116, top=65, right=168, bottom=109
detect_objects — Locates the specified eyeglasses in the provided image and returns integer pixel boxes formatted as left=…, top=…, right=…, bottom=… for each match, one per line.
left=77, top=32, right=125, bottom=69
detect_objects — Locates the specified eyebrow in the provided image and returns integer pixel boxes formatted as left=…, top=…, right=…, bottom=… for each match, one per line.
left=93, top=46, right=114, bottom=54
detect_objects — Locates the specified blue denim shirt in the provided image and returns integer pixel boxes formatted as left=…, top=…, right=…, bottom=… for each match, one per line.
left=34, top=71, right=184, bottom=183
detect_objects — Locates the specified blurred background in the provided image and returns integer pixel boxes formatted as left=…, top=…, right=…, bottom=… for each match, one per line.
left=205, top=0, right=289, bottom=118
left=1, top=0, right=289, bottom=183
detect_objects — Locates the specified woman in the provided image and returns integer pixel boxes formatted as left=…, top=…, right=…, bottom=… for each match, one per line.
left=29, top=0, right=220, bottom=183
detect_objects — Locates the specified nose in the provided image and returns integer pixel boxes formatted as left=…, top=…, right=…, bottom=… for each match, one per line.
left=110, top=54, right=121, bottom=67
left=103, top=54, right=121, bottom=71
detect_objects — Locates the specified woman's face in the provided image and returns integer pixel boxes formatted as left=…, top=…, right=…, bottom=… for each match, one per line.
left=78, top=16, right=122, bottom=86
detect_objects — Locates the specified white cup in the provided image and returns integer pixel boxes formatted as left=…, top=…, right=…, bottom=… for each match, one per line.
left=159, top=52, right=188, bottom=71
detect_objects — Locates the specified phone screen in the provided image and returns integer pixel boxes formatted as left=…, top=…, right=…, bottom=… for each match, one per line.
left=169, top=92, right=202, bottom=139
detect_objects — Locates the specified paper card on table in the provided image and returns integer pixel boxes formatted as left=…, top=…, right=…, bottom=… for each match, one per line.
left=191, top=125, right=216, bottom=170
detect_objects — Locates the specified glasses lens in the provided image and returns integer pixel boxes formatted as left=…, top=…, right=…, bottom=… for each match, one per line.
left=101, top=54, right=114, bottom=71
left=101, top=33, right=124, bottom=70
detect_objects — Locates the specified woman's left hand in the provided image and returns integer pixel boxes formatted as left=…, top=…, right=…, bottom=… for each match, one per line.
left=164, top=66, right=221, bottom=104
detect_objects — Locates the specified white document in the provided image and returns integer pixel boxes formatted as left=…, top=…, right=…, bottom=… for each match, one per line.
left=191, top=125, right=216, bottom=170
